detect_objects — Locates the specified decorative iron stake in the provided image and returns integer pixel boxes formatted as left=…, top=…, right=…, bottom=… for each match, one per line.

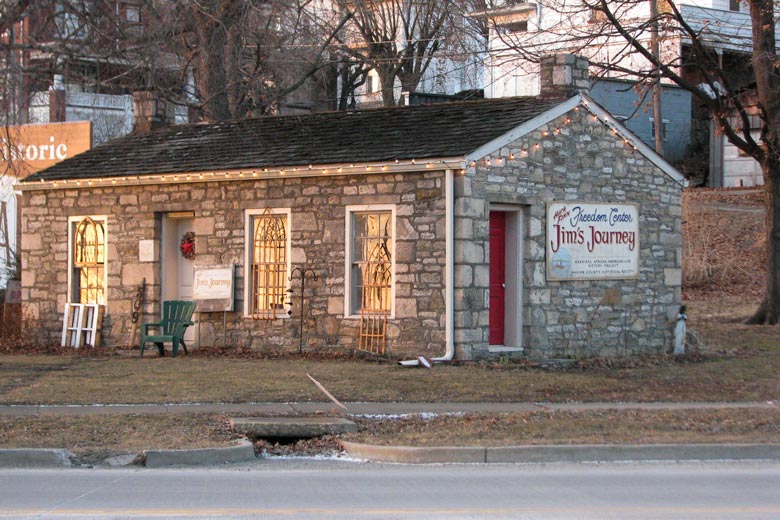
left=289, top=268, right=317, bottom=354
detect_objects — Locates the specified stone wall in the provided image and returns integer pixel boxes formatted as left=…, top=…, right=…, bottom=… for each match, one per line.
left=454, top=106, right=683, bottom=359
left=21, top=171, right=447, bottom=358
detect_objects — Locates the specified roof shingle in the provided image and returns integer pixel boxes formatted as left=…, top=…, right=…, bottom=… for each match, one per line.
left=24, top=96, right=565, bottom=182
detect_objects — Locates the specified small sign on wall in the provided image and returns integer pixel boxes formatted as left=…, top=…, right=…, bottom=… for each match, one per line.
left=4, top=280, right=20, bottom=304
left=138, top=240, right=157, bottom=262
left=193, top=264, right=234, bottom=312
left=546, top=202, right=639, bottom=280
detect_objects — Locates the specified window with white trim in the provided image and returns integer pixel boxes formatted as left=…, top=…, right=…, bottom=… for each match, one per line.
left=649, top=117, right=669, bottom=141
left=245, top=208, right=291, bottom=319
left=69, top=216, right=107, bottom=305
left=345, top=205, right=395, bottom=318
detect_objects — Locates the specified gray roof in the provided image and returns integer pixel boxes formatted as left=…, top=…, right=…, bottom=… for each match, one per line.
left=24, top=96, right=565, bottom=182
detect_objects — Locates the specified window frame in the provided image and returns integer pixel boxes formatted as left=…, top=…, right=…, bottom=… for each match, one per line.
left=244, top=208, right=292, bottom=319
left=649, top=117, right=669, bottom=142
left=67, top=215, right=108, bottom=306
left=344, top=204, right=396, bottom=320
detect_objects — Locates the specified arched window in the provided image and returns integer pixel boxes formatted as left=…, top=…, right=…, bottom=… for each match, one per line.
left=250, top=208, right=288, bottom=319
left=73, top=217, right=105, bottom=304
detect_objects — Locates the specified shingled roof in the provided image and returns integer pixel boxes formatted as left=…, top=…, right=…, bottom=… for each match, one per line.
left=23, top=96, right=566, bottom=183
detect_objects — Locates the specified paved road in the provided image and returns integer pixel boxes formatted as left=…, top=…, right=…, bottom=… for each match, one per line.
left=1, top=460, right=778, bottom=519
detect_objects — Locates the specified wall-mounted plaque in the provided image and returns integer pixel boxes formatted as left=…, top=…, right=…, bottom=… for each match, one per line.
left=547, top=202, right=640, bottom=281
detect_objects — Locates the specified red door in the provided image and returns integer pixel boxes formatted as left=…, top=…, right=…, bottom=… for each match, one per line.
left=489, top=211, right=506, bottom=345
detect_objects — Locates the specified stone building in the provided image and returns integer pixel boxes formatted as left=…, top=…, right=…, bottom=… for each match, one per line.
left=20, top=58, right=685, bottom=360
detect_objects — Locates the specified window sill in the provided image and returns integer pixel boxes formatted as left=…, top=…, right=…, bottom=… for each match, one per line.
left=343, top=313, right=395, bottom=321
left=242, top=314, right=292, bottom=320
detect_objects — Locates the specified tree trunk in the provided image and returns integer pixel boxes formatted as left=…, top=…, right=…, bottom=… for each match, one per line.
left=745, top=0, right=780, bottom=324
left=378, top=68, right=397, bottom=107
left=195, top=19, right=231, bottom=121
left=747, top=157, right=780, bottom=324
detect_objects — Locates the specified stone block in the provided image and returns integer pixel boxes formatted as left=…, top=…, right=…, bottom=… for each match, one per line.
left=664, top=268, right=682, bottom=286
left=21, top=233, right=41, bottom=251
left=119, top=194, right=138, bottom=206
left=458, top=242, right=484, bottom=264
left=296, top=212, right=318, bottom=231
left=327, top=297, right=343, bottom=315
left=195, top=217, right=216, bottom=235
left=21, top=270, right=35, bottom=287
left=396, top=298, right=418, bottom=318
left=122, top=263, right=154, bottom=286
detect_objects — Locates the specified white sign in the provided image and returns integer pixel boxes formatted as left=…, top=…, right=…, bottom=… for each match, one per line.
left=193, top=265, right=234, bottom=311
left=138, top=240, right=156, bottom=263
left=547, top=202, right=639, bottom=280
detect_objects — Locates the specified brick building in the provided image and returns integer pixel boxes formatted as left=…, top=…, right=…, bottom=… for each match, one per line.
left=20, top=59, right=685, bottom=360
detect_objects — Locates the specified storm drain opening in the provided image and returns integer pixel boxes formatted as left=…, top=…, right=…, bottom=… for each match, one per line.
left=230, top=417, right=358, bottom=458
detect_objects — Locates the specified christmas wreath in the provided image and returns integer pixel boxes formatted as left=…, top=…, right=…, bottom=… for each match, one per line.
left=180, top=231, right=196, bottom=260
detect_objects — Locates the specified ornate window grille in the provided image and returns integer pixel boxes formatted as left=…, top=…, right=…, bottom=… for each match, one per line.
left=352, top=211, right=392, bottom=354
left=251, top=208, right=287, bottom=319
left=73, top=217, right=105, bottom=305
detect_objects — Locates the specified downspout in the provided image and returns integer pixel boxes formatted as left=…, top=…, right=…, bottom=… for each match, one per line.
left=400, top=168, right=455, bottom=366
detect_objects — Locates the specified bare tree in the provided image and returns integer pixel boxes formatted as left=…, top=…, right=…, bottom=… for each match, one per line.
left=0, top=1, right=354, bottom=125
left=147, top=1, right=353, bottom=121
left=335, top=0, right=464, bottom=107
left=485, top=0, right=780, bottom=323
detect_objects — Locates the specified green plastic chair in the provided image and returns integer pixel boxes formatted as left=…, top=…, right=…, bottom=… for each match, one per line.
left=140, top=300, right=196, bottom=357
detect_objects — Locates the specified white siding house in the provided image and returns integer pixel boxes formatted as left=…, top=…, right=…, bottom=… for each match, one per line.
left=478, top=0, right=768, bottom=186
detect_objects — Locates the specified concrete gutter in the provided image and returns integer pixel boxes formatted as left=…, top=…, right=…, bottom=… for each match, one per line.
left=340, top=441, right=780, bottom=464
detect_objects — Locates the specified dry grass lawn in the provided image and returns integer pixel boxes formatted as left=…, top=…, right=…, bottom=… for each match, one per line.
left=0, top=300, right=778, bottom=405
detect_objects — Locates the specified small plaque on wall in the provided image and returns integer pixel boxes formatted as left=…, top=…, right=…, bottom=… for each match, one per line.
left=193, top=264, right=234, bottom=312
left=138, top=240, right=157, bottom=262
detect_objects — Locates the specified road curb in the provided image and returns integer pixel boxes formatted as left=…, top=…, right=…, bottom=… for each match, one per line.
left=340, top=441, right=780, bottom=464
left=143, top=438, right=255, bottom=468
left=340, top=441, right=487, bottom=463
left=0, top=448, right=73, bottom=468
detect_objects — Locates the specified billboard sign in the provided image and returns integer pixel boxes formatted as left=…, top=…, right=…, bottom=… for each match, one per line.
left=0, top=121, right=92, bottom=178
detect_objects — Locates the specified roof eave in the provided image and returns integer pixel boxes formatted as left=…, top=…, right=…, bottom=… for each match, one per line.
left=465, top=93, right=687, bottom=188
left=19, top=157, right=467, bottom=191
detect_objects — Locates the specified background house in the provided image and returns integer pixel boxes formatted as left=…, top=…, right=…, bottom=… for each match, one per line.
left=475, top=0, right=764, bottom=187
